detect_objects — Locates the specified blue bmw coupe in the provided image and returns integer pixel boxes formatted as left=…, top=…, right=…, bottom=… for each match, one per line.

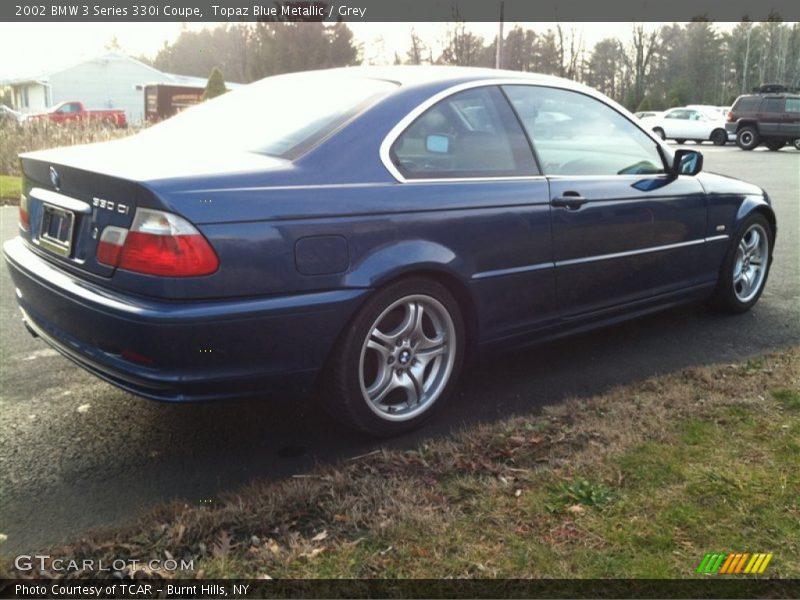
left=4, top=67, right=776, bottom=435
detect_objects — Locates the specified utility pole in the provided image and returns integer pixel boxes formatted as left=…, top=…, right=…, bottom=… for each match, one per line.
left=495, top=1, right=504, bottom=69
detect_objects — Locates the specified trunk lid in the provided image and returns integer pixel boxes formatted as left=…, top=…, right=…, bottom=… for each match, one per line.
left=18, top=138, right=291, bottom=279
left=21, top=154, right=147, bottom=278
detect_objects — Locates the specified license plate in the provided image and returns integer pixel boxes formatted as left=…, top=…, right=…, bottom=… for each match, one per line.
left=40, top=204, right=75, bottom=257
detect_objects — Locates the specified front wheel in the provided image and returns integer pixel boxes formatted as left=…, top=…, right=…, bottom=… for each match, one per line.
left=794, top=139, right=800, bottom=150
left=709, top=214, right=773, bottom=313
left=675, top=138, right=686, bottom=145
left=653, top=127, right=665, bottom=140
left=323, top=278, right=465, bottom=436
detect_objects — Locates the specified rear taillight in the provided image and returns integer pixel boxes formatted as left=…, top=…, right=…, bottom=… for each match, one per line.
left=726, top=111, right=734, bottom=122
left=19, top=194, right=29, bottom=231
left=96, top=208, right=218, bottom=277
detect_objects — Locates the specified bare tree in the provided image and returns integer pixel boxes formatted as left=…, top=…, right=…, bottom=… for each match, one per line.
left=623, top=24, right=660, bottom=108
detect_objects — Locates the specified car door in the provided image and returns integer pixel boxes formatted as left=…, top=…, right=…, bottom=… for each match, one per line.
left=780, top=97, right=800, bottom=138
left=663, top=109, right=691, bottom=139
left=502, top=85, right=709, bottom=317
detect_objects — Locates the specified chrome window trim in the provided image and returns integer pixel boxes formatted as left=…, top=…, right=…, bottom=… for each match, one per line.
left=471, top=235, right=729, bottom=280
left=379, top=78, right=670, bottom=184
left=30, top=187, right=91, bottom=214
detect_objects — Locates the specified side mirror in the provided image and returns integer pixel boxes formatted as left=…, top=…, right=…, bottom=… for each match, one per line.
left=426, top=134, right=451, bottom=154
left=673, top=149, right=703, bottom=176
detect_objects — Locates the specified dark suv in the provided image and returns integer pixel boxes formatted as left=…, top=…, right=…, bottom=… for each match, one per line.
left=726, top=90, right=800, bottom=151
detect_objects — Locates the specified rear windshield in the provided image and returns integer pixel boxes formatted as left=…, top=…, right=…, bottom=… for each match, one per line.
left=136, top=72, right=398, bottom=158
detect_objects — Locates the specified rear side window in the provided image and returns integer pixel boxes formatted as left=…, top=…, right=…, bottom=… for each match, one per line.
left=734, top=97, right=761, bottom=112
left=390, top=87, right=537, bottom=179
left=665, top=109, right=691, bottom=120
left=784, top=98, right=800, bottom=113
left=761, top=98, right=784, bottom=113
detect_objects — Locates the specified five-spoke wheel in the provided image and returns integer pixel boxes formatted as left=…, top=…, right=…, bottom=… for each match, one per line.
left=324, top=278, right=464, bottom=436
left=710, top=214, right=773, bottom=313
left=732, top=223, right=769, bottom=304
left=359, top=295, right=456, bottom=421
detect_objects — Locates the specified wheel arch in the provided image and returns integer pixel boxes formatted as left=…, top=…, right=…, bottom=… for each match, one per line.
left=735, top=119, right=759, bottom=133
left=342, top=241, right=479, bottom=347
left=735, top=197, right=777, bottom=249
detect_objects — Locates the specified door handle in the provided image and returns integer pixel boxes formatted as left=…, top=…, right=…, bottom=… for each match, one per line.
left=552, top=193, right=588, bottom=209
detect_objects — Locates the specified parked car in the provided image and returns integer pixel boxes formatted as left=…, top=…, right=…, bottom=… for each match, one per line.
left=27, top=101, right=127, bottom=128
left=0, top=104, right=24, bottom=125
left=725, top=92, right=800, bottom=151
left=4, top=67, right=776, bottom=436
left=634, top=110, right=663, bottom=119
left=641, top=107, right=730, bottom=145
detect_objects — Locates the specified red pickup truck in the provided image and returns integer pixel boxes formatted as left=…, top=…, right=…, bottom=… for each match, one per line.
left=28, top=101, right=127, bottom=128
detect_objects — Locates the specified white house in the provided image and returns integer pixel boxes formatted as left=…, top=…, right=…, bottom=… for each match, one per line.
left=2, top=53, right=222, bottom=126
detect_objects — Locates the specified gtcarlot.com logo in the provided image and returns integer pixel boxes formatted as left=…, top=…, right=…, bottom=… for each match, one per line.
left=697, top=552, right=773, bottom=574
left=14, top=554, right=193, bottom=573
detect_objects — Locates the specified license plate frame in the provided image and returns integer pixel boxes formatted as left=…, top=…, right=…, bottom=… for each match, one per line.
left=40, top=203, right=75, bottom=257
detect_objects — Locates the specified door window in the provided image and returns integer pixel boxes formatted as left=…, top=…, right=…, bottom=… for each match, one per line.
left=502, top=85, right=666, bottom=176
left=390, top=87, right=537, bottom=179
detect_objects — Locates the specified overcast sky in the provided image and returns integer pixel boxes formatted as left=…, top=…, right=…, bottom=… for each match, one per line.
left=0, top=21, right=738, bottom=80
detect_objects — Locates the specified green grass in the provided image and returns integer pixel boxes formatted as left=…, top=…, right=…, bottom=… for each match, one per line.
left=3, top=349, right=798, bottom=580
left=0, top=175, right=21, bottom=204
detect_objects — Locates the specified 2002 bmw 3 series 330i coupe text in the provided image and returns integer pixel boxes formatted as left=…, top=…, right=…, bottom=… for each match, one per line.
left=4, top=67, right=777, bottom=436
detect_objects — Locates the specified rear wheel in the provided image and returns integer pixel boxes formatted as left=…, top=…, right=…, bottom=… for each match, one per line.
left=323, top=277, right=465, bottom=436
left=709, top=214, right=773, bottom=313
left=675, top=138, right=686, bottom=144
left=711, top=129, right=727, bottom=146
left=794, top=139, right=800, bottom=150
left=765, top=140, right=786, bottom=151
left=736, top=126, right=760, bottom=150
left=653, top=127, right=665, bottom=140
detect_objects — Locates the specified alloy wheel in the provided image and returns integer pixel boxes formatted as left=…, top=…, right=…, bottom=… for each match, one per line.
left=733, top=224, right=769, bottom=303
left=358, top=294, right=456, bottom=421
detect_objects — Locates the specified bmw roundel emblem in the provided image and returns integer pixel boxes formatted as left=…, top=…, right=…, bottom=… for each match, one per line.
left=49, top=166, right=60, bottom=190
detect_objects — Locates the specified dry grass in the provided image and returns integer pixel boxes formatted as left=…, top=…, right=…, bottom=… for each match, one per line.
left=0, top=121, right=134, bottom=177
left=2, top=348, right=798, bottom=580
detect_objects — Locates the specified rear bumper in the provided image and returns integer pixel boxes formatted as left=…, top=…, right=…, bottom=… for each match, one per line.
left=4, top=237, right=368, bottom=401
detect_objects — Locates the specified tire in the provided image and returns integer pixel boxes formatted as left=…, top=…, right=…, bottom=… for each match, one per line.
left=675, top=139, right=686, bottom=145
left=736, top=126, right=760, bottom=150
left=711, top=129, right=727, bottom=146
left=323, top=277, right=465, bottom=436
left=709, top=214, right=773, bottom=314
left=765, top=140, right=786, bottom=151
left=653, top=127, right=665, bottom=140
left=794, top=139, right=800, bottom=150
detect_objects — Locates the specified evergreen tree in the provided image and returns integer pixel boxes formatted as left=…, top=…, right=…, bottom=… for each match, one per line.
left=202, top=67, right=227, bottom=101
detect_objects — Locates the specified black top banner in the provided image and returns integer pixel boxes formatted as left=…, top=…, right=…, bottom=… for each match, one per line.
left=3, top=0, right=800, bottom=22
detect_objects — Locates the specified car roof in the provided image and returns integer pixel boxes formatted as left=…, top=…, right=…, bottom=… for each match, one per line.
left=273, top=65, right=582, bottom=94
left=736, top=92, right=800, bottom=100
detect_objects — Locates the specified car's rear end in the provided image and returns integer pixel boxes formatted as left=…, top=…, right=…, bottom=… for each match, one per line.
left=6, top=150, right=370, bottom=401
left=4, top=71, right=401, bottom=401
